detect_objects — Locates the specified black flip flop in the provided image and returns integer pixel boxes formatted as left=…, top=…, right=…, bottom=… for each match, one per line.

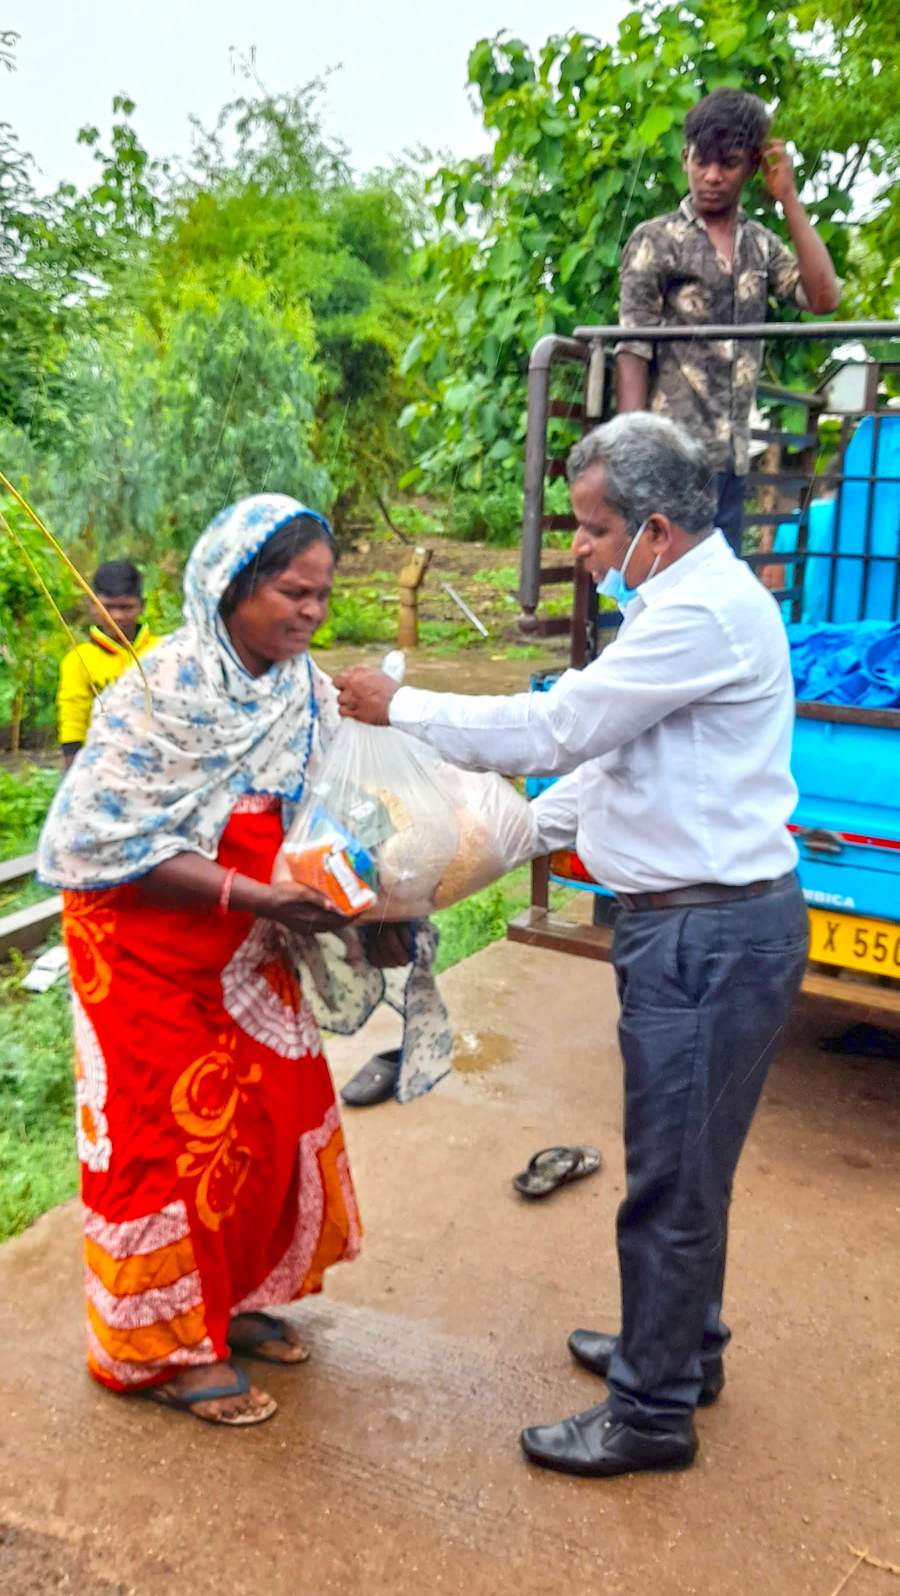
left=340, top=1048, right=402, bottom=1107
left=513, top=1145, right=602, bottom=1199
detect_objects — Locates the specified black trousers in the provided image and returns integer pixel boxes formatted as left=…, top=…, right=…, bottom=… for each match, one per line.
left=606, top=875, right=809, bottom=1433
left=715, top=469, right=746, bottom=556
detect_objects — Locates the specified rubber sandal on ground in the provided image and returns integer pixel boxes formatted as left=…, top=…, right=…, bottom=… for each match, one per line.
left=513, top=1145, right=602, bottom=1199
left=227, top=1310, right=310, bottom=1365
left=340, top=1047, right=402, bottom=1107
left=143, top=1363, right=277, bottom=1425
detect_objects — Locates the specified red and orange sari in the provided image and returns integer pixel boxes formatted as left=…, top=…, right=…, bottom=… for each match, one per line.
left=63, top=795, right=361, bottom=1392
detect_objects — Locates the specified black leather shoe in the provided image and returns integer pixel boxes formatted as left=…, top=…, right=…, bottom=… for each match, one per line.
left=521, top=1400, right=697, bottom=1478
left=568, top=1329, right=725, bottom=1407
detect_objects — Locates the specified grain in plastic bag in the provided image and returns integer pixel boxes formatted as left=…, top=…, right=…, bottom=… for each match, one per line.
left=277, top=720, right=537, bottom=920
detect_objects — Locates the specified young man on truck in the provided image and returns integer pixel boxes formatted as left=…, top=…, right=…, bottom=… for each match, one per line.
left=617, top=87, right=840, bottom=554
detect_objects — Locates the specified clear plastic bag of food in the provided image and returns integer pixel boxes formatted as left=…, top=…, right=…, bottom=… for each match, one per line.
left=429, top=762, right=538, bottom=908
left=277, top=721, right=537, bottom=920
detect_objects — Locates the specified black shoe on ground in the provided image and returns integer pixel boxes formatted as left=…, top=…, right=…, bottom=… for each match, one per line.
left=568, top=1329, right=725, bottom=1407
left=340, top=1048, right=401, bottom=1107
left=520, top=1400, right=697, bottom=1478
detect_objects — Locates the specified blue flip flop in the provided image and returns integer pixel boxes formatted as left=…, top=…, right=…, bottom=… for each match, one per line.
left=144, top=1363, right=277, bottom=1425
left=227, top=1311, right=310, bottom=1365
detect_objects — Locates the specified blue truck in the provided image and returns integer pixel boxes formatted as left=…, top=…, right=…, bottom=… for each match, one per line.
left=508, top=322, right=900, bottom=1024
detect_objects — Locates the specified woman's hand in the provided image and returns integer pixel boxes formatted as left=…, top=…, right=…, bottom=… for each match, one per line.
left=365, top=923, right=414, bottom=969
left=260, top=881, right=353, bottom=935
left=335, top=668, right=399, bottom=726
left=141, top=852, right=352, bottom=933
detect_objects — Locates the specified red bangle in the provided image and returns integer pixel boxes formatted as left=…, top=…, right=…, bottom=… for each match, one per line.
left=218, top=868, right=238, bottom=916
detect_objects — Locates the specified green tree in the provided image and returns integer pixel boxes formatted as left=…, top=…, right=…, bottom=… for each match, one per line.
left=160, top=85, right=426, bottom=529
left=1, top=77, right=428, bottom=559
left=0, top=39, right=164, bottom=439
left=32, top=268, right=328, bottom=560
left=788, top=0, right=900, bottom=319
left=0, top=495, right=74, bottom=750
left=0, top=33, right=67, bottom=432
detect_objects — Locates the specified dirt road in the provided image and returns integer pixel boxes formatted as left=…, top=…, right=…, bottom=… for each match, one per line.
left=1, top=938, right=897, bottom=1595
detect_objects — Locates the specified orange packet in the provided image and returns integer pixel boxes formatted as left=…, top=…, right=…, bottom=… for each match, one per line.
left=284, top=839, right=376, bottom=916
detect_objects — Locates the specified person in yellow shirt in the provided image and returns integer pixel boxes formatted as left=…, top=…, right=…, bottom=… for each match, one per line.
left=58, top=560, right=158, bottom=768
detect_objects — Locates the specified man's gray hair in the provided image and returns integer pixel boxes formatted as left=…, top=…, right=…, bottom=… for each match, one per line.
left=566, top=413, right=717, bottom=535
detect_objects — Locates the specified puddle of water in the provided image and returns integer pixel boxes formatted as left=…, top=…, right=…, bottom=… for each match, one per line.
left=453, top=1030, right=514, bottom=1073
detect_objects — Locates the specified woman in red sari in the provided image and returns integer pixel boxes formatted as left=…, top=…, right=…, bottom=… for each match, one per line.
left=39, top=496, right=396, bottom=1426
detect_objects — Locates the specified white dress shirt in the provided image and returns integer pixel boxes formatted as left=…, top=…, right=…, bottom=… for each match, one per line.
left=388, top=531, right=799, bottom=894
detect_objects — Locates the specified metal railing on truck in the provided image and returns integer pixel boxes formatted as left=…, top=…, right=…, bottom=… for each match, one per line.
left=510, top=321, right=900, bottom=1025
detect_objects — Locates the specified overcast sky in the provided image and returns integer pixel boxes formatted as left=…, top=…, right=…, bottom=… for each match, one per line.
left=3, top=0, right=630, bottom=192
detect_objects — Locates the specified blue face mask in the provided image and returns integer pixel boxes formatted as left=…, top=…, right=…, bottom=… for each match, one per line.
left=596, top=519, right=660, bottom=613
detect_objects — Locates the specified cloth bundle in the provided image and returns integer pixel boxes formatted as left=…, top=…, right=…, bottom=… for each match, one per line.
left=277, top=721, right=537, bottom=920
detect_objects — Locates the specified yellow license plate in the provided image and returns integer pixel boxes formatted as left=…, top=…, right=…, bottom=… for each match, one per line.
left=807, top=907, right=900, bottom=978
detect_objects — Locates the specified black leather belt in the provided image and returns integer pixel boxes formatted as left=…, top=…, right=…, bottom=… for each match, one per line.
left=616, top=871, right=796, bottom=914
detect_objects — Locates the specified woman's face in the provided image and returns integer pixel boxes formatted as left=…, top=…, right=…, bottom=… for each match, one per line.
left=226, top=539, right=335, bottom=674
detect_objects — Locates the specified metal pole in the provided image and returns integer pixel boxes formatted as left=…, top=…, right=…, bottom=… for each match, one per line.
left=440, top=581, right=489, bottom=638
left=859, top=412, right=880, bottom=619
left=518, top=335, right=587, bottom=627
left=585, top=339, right=606, bottom=423
left=573, top=321, right=900, bottom=343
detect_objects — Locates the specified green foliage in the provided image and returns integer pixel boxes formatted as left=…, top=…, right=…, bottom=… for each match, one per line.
left=433, top=865, right=572, bottom=971
left=43, top=271, right=328, bottom=558
left=446, top=484, right=524, bottom=545
left=159, top=88, right=427, bottom=530
left=313, top=586, right=398, bottom=649
left=0, top=37, right=165, bottom=438
left=0, top=765, right=60, bottom=858
left=0, top=494, right=75, bottom=747
left=386, top=502, right=443, bottom=539
left=0, top=875, right=51, bottom=916
left=0, top=969, right=76, bottom=1241
left=417, top=619, right=483, bottom=652
left=1, top=70, right=427, bottom=595
left=796, top=0, right=900, bottom=320
left=433, top=879, right=514, bottom=970
left=403, top=0, right=900, bottom=492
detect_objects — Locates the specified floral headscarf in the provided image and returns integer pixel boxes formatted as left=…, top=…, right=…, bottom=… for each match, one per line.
left=39, top=494, right=336, bottom=890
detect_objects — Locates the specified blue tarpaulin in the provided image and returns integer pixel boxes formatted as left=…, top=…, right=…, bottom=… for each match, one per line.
left=788, top=621, right=900, bottom=706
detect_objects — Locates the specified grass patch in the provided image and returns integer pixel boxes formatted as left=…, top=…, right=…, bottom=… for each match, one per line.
left=418, top=619, right=483, bottom=650
left=0, top=875, right=51, bottom=916
left=0, top=759, right=73, bottom=1241
left=0, top=764, right=60, bottom=861
left=386, top=503, right=444, bottom=539
left=0, top=964, right=77, bottom=1242
left=314, top=588, right=398, bottom=649
left=445, top=486, right=523, bottom=546
left=433, top=865, right=569, bottom=972
left=472, top=565, right=518, bottom=592
left=497, top=643, right=545, bottom=661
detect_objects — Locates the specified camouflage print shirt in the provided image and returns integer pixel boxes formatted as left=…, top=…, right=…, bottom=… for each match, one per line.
left=618, top=196, right=807, bottom=474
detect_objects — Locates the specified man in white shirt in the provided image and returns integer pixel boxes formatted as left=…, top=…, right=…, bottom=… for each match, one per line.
left=336, top=412, right=810, bottom=1479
